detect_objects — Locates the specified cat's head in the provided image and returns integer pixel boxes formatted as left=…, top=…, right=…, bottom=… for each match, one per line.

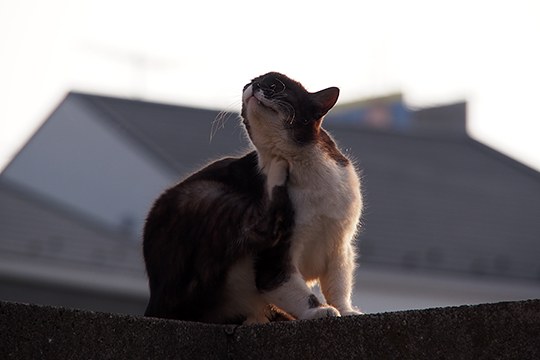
left=241, top=72, right=339, bottom=150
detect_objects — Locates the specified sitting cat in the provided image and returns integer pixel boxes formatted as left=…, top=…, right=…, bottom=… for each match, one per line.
left=143, top=72, right=363, bottom=323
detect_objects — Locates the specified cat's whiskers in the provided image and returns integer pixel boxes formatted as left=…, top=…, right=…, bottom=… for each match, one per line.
left=269, top=92, right=294, bottom=123
left=273, top=99, right=296, bottom=125
left=210, top=101, right=241, bottom=142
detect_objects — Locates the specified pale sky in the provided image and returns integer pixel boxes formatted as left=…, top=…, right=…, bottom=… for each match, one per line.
left=1, top=0, right=539, bottom=171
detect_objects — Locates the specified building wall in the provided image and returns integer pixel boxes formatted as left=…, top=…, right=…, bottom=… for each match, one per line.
left=353, top=265, right=540, bottom=313
left=2, top=258, right=539, bottom=316
left=2, top=97, right=176, bottom=235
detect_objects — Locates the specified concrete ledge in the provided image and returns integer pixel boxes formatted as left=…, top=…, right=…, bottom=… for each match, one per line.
left=1, top=299, right=539, bottom=359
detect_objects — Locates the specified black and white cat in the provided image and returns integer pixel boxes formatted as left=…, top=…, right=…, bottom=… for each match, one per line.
left=143, top=72, right=363, bottom=324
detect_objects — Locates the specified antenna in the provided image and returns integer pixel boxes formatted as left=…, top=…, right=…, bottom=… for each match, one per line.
left=83, top=42, right=181, bottom=99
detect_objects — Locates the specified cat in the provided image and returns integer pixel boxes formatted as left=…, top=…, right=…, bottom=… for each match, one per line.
left=143, top=72, right=363, bottom=324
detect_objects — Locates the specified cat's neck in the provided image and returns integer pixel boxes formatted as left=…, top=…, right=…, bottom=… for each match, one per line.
left=256, top=142, right=338, bottom=181
left=255, top=128, right=348, bottom=176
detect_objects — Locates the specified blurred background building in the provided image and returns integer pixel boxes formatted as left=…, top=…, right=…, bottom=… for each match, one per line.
left=1, top=92, right=539, bottom=315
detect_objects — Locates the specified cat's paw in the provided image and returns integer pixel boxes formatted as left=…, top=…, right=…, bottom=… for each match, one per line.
left=267, top=158, right=289, bottom=195
left=243, top=313, right=270, bottom=325
left=300, top=306, right=340, bottom=320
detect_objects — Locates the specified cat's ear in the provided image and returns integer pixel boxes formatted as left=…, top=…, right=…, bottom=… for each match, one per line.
left=312, top=87, right=340, bottom=119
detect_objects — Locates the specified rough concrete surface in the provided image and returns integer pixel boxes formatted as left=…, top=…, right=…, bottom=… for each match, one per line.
left=1, top=299, right=539, bottom=359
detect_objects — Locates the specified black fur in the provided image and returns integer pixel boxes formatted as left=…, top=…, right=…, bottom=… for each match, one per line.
left=308, top=294, right=322, bottom=309
left=143, top=152, right=295, bottom=321
left=254, top=186, right=295, bottom=292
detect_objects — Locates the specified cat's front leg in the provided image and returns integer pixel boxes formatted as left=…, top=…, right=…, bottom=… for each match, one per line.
left=266, top=157, right=289, bottom=198
left=244, top=158, right=291, bottom=248
left=320, top=243, right=362, bottom=316
left=246, top=185, right=294, bottom=248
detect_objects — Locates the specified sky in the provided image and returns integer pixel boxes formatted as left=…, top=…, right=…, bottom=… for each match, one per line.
left=1, top=0, right=539, bottom=171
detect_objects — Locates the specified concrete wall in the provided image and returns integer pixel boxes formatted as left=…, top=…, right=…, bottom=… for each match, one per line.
left=1, top=299, right=539, bottom=359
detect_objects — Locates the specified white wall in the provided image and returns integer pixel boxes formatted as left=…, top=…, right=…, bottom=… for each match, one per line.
left=3, top=96, right=177, bottom=236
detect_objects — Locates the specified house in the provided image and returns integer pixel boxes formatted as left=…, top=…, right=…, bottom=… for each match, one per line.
left=1, top=92, right=539, bottom=315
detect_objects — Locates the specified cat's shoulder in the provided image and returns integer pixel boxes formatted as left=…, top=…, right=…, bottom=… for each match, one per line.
left=184, top=151, right=256, bottom=180
left=181, top=151, right=263, bottom=192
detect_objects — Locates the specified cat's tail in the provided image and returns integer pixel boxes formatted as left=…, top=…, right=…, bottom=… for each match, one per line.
left=266, top=304, right=295, bottom=322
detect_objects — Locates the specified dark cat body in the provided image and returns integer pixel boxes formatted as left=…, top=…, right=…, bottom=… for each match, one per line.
left=143, top=72, right=362, bottom=323
left=143, top=152, right=293, bottom=322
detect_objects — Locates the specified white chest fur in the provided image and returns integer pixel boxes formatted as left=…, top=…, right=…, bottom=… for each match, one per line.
left=289, top=156, right=360, bottom=224
left=263, top=146, right=363, bottom=281
left=293, top=159, right=361, bottom=279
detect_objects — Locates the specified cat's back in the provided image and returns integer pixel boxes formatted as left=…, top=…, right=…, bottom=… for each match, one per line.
left=144, top=150, right=263, bottom=239
left=142, top=151, right=267, bottom=321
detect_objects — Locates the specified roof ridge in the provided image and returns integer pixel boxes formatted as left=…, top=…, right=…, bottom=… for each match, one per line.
left=73, top=94, right=206, bottom=174
left=1, top=93, right=75, bottom=175
left=69, top=91, right=223, bottom=113
left=466, top=138, right=540, bottom=181
left=74, top=93, right=192, bottom=174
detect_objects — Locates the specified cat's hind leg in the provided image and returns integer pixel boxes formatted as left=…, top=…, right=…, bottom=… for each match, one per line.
left=258, top=270, right=340, bottom=320
left=255, top=235, right=339, bottom=320
left=220, top=257, right=272, bottom=325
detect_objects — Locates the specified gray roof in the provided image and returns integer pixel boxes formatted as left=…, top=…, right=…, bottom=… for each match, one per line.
left=77, top=92, right=250, bottom=174
left=2, top=92, right=540, bottom=283
left=0, top=178, right=143, bottom=279
left=409, top=101, right=467, bottom=136
left=327, top=126, right=540, bottom=279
